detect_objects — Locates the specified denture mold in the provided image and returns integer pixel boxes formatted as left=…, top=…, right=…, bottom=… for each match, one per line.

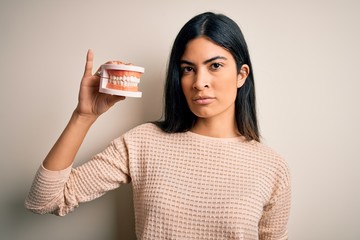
left=99, top=63, right=145, bottom=98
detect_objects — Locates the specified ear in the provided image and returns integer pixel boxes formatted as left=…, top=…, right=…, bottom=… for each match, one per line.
left=237, top=64, right=250, bottom=88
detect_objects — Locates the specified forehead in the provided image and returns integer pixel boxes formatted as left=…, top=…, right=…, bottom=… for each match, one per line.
left=181, top=37, right=233, bottom=61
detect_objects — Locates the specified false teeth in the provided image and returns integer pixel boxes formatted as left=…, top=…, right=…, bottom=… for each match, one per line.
left=109, top=76, right=141, bottom=84
left=99, top=63, right=145, bottom=98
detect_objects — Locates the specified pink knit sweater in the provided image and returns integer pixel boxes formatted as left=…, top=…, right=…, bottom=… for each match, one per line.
left=26, top=123, right=291, bottom=240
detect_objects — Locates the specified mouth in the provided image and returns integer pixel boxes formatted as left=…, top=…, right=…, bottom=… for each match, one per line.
left=192, top=96, right=215, bottom=105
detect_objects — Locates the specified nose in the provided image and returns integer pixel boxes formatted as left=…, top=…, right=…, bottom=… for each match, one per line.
left=193, top=69, right=209, bottom=90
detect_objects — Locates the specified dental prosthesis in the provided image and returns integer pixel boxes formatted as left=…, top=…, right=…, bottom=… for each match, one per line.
left=99, top=61, right=145, bottom=98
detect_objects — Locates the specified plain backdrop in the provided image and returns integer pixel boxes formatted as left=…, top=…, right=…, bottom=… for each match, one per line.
left=1, top=0, right=359, bottom=239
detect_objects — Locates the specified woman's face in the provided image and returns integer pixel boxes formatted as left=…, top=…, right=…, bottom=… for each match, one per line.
left=180, top=37, right=248, bottom=123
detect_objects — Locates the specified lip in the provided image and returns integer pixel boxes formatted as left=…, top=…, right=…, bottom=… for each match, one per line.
left=192, top=96, right=215, bottom=105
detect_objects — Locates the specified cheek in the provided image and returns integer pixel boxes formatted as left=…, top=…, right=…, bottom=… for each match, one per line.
left=214, top=76, right=238, bottom=93
left=214, top=78, right=238, bottom=102
left=223, top=88, right=238, bottom=104
left=181, top=78, right=192, bottom=96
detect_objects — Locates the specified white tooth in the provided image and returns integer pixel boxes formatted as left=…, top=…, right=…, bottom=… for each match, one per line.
left=132, top=77, right=140, bottom=83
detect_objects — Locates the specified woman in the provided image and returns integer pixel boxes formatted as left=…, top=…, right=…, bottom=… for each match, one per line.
left=26, top=12, right=291, bottom=239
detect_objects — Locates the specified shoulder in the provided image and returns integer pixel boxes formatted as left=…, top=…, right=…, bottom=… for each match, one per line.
left=249, top=141, right=291, bottom=187
left=124, top=122, right=164, bottom=138
left=113, top=123, right=169, bottom=145
left=250, top=141, right=288, bottom=166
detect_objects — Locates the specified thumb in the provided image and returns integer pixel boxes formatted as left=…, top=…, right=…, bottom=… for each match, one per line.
left=83, top=49, right=94, bottom=77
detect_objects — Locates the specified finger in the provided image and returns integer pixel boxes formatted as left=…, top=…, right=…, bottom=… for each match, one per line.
left=104, top=60, right=125, bottom=64
left=93, top=66, right=102, bottom=78
left=93, top=60, right=122, bottom=78
left=83, top=49, right=94, bottom=77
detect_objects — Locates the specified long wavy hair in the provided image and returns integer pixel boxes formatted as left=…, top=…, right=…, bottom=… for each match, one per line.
left=155, top=12, right=260, bottom=142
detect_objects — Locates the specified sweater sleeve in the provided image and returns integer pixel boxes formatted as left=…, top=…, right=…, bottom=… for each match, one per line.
left=258, top=159, right=291, bottom=240
left=25, top=137, right=131, bottom=216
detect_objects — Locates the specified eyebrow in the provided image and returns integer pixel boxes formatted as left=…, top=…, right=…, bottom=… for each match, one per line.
left=180, top=56, right=228, bottom=66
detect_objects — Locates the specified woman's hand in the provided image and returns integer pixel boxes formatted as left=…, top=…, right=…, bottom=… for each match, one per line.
left=74, top=49, right=125, bottom=120
left=42, top=50, right=125, bottom=170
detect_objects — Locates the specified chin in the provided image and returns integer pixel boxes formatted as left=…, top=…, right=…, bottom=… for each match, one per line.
left=191, top=110, right=215, bottom=119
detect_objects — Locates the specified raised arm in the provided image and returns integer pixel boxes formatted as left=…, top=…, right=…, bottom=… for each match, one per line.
left=43, top=50, right=125, bottom=170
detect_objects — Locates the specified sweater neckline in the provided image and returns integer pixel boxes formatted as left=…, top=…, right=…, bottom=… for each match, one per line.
left=185, top=130, right=247, bottom=143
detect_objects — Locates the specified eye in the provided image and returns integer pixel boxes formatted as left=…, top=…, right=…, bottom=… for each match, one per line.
left=210, top=62, right=223, bottom=70
left=181, top=66, right=194, bottom=74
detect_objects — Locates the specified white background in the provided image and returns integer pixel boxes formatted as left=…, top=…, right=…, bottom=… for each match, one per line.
left=1, top=0, right=359, bottom=239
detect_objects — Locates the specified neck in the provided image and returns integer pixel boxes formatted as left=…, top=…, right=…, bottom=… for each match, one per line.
left=191, top=117, right=239, bottom=138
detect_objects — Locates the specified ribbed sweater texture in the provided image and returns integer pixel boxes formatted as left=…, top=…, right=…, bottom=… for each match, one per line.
left=25, top=123, right=291, bottom=240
